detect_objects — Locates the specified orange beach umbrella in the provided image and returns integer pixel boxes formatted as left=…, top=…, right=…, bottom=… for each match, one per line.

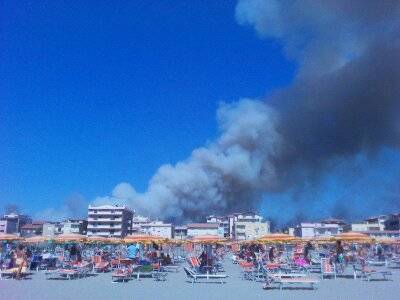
left=255, top=233, right=296, bottom=244
left=0, top=233, right=23, bottom=242
left=54, top=233, right=87, bottom=243
left=189, top=235, right=227, bottom=244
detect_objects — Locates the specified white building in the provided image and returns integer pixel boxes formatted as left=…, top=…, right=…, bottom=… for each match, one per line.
left=174, top=226, right=188, bottom=240
left=232, top=212, right=270, bottom=240
left=294, top=222, right=342, bottom=238
left=87, top=205, right=133, bottom=237
left=62, top=219, right=88, bottom=235
left=344, top=216, right=387, bottom=233
left=140, top=221, right=173, bottom=239
left=187, top=223, right=221, bottom=237
left=206, top=215, right=230, bottom=237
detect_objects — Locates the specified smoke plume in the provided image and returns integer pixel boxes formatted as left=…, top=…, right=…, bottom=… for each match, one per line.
left=95, top=0, right=400, bottom=222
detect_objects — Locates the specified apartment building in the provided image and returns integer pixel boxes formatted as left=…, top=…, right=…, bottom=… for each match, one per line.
left=187, top=223, right=221, bottom=237
left=174, top=226, right=188, bottom=240
left=87, top=205, right=133, bottom=237
left=232, top=212, right=270, bottom=240
left=294, top=222, right=342, bottom=238
left=140, top=221, right=173, bottom=239
left=0, top=213, right=32, bottom=234
left=206, top=215, right=230, bottom=237
left=20, top=221, right=45, bottom=237
left=62, top=219, right=88, bottom=235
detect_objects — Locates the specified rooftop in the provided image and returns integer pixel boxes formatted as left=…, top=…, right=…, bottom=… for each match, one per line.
left=187, top=223, right=219, bottom=229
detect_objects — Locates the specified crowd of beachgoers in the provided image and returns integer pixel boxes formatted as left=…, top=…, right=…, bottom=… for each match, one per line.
left=1, top=232, right=400, bottom=296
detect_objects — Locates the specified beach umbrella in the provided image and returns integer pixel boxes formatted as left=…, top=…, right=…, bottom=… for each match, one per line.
left=255, top=233, right=296, bottom=244
left=123, top=234, right=167, bottom=244
left=189, top=235, right=227, bottom=244
left=54, top=233, right=87, bottom=243
left=333, top=232, right=373, bottom=243
left=0, top=233, right=23, bottom=242
left=23, top=235, right=53, bottom=244
left=107, top=237, right=124, bottom=244
left=86, top=236, right=110, bottom=244
left=313, top=236, right=335, bottom=244
left=374, top=237, right=399, bottom=244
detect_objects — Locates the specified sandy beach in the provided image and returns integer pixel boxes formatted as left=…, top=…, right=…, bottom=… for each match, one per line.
left=1, top=260, right=399, bottom=300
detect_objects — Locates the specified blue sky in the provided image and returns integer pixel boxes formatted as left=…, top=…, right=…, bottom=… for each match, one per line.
left=0, top=1, right=295, bottom=216
left=1, top=1, right=398, bottom=223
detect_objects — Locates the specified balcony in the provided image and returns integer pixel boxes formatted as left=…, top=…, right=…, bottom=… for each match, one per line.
left=88, top=217, right=122, bottom=222
left=87, top=224, right=122, bottom=229
left=88, top=211, right=123, bottom=216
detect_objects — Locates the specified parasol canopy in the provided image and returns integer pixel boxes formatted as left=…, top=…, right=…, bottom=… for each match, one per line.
left=54, top=233, right=87, bottom=243
left=86, top=236, right=110, bottom=244
left=23, top=235, right=53, bottom=244
left=123, top=234, right=167, bottom=244
left=333, top=232, right=373, bottom=242
left=188, top=235, right=227, bottom=244
left=0, top=233, right=23, bottom=242
left=255, top=233, right=296, bottom=244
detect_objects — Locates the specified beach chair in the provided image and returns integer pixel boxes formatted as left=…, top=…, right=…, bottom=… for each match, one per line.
left=46, top=268, right=79, bottom=280
left=320, top=258, right=336, bottom=279
left=183, top=267, right=227, bottom=284
left=111, top=266, right=132, bottom=283
left=92, top=256, right=110, bottom=273
left=0, top=267, right=32, bottom=280
left=353, top=259, right=392, bottom=281
left=132, top=264, right=154, bottom=280
left=269, top=276, right=319, bottom=290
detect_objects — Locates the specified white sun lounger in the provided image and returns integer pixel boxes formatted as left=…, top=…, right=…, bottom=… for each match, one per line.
left=184, top=267, right=227, bottom=284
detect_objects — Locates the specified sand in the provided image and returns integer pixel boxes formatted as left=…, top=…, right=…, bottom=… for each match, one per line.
left=1, top=261, right=399, bottom=300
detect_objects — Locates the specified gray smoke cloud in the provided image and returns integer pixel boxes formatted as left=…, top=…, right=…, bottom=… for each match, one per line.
left=94, top=0, right=400, bottom=222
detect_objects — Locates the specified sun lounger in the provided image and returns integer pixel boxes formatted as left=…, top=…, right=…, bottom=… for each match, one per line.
left=320, top=258, right=336, bottom=279
left=353, top=264, right=392, bottom=281
left=184, top=267, right=227, bottom=284
left=267, top=276, right=319, bottom=290
left=46, top=268, right=79, bottom=280
left=131, top=264, right=154, bottom=280
left=0, top=267, right=32, bottom=280
left=111, top=267, right=132, bottom=282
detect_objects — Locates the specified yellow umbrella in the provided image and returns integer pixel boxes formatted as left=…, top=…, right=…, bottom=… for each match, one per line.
left=23, top=235, right=53, bottom=244
left=255, top=233, right=296, bottom=244
left=54, top=233, right=87, bottom=243
left=375, top=237, right=399, bottom=244
left=123, top=234, right=167, bottom=244
left=107, top=237, right=123, bottom=244
left=313, top=236, right=335, bottom=244
left=333, top=232, right=373, bottom=243
left=189, top=235, right=227, bottom=244
left=86, top=236, right=110, bottom=244
left=0, top=233, right=22, bottom=242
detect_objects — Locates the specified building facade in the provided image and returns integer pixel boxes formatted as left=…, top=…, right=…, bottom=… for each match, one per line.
left=140, top=221, right=173, bottom=239
left=187, top=223, right=221, bottom=237
left=20, top=221, right=44, bottom=237
left=232, top=212, right=270, bottom=240
left=62, top=219, right=88, bottom=235
left=87, top=205, right=133, bottom=237
left=0, top=213, right=32, bottom=234
left=294, top=222, right=341, bottom=238
left=174, top=226, right=188, bottom=240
